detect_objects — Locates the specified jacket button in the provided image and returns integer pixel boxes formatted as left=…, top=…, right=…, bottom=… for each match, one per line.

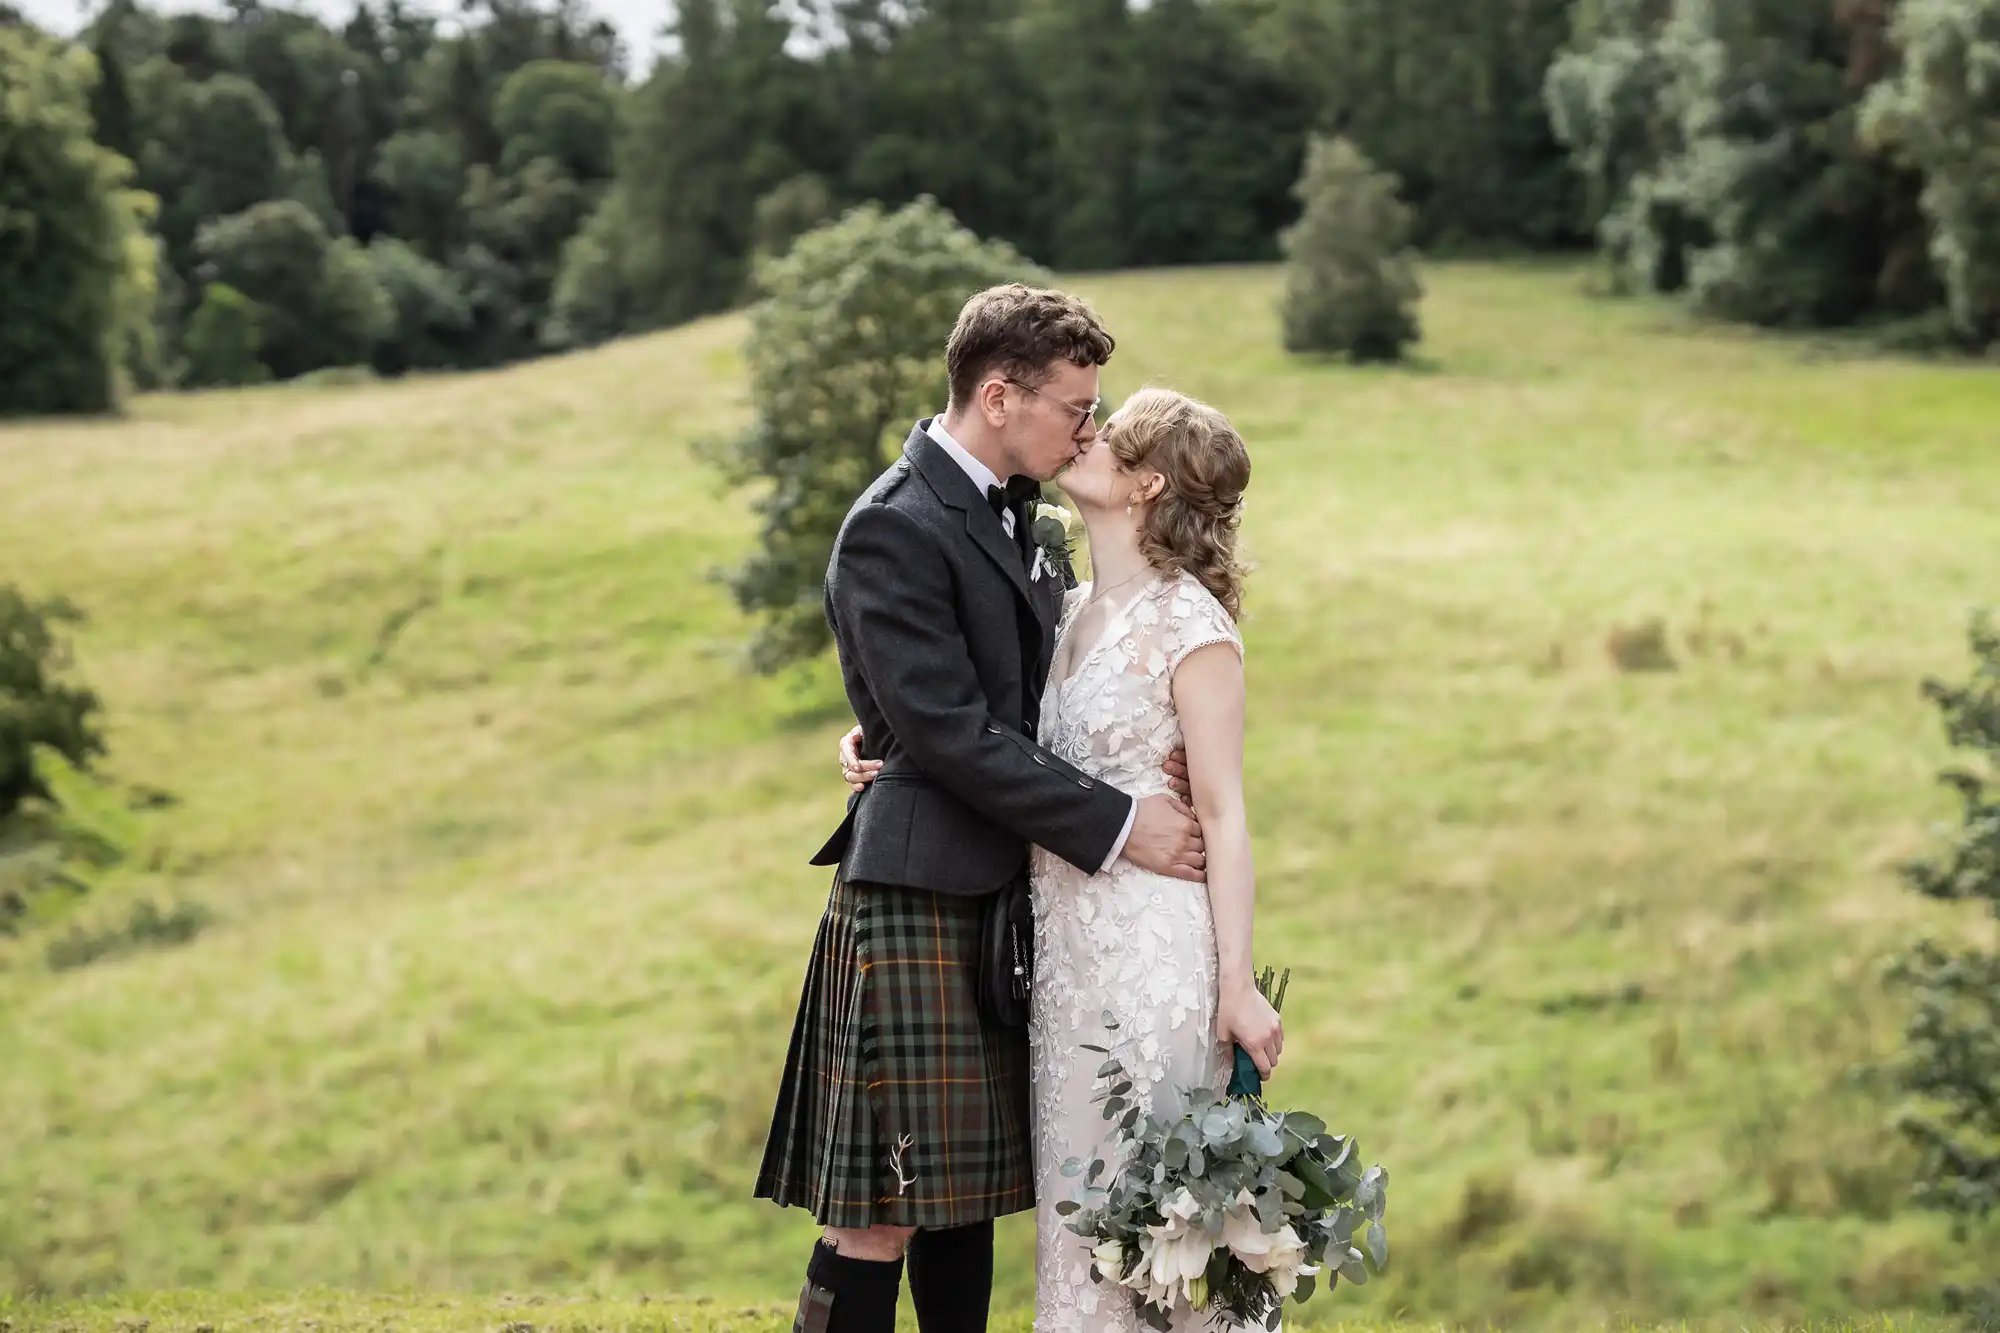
left=1033, top=754, right=1049, bottom=766
left=987, top=724, right=1002, bottom=734
left=1078, top=778, right=1094, bottom=789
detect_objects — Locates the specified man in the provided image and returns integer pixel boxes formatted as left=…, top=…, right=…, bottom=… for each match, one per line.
left=754, top=284, right=1207, bottom=1333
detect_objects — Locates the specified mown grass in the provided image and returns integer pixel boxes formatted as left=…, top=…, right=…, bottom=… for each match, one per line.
left=0, top=1292, right=1962, bottom=1333
left=1, top=262, right=1996, bottom=1328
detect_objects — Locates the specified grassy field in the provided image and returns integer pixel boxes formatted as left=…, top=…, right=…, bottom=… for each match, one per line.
left=0, top=1294, right=1961, bottom=1333
left=2, top=262, right=1997, bottom=1329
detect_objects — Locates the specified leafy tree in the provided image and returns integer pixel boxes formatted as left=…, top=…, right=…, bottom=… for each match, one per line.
left=0, top=26, right=159, bottom=416
left=1018, top=0, right=1141, bottom=270
left=715, top=198, right=1049, bottom=672
left=162, top=10, right=222, bottom=80
left=1545, top=0, right=1696, bottom=292
left=606, top=0, right=818, bottom=327
left=0, top=589, right=114, bottom=939
left=141, top=71, right=294, bottom=269
left=181, top=281, right=268, bottom=386
left=1865, top=0, right=2000, bottom=349
left=751, top=172, right=837, bottom=263
left=1279, top=136, right=1423, bottom=361
left=195, top=199, right=390, bottom=378
left=366, top=236, right=471, bottom=373
left=1124, top=0, right=1310, bottom=266
left=838, top=0, right=1055, bottom=261
left=454, top=155, right=593, bottom=363
left=544, top=192, right=640, bottom=350
left=1656, top=0, right=1931, bottom=327
left=0, top=587, right=104, bottom=824
left=1237, top=0, right=1582, bottom=249
left=87, top=18, right=139, bottom=160
left=372, top=129, right=467, bottom=261
left=1894, top=610, right=2000, bottom=1323
left=494, top=58, right=618, bottom=181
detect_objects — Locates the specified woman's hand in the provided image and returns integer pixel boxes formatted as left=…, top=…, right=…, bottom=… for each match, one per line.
left=1217, top=978, right=1283, bottom=1079
left=838, top=725, right=882, bottom=792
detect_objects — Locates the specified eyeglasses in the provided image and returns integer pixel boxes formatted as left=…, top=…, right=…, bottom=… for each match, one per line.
left=1003, top=377, right=1104, bottom=437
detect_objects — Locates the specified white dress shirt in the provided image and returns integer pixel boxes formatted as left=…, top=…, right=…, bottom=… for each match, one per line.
left=924, top=416, right=1137, bottom=872
left=925, top=416, right=1014, bottom=538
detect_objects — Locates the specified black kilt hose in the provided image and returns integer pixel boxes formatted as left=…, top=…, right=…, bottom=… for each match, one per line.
left=754, top=873, right=1033, bottom=1229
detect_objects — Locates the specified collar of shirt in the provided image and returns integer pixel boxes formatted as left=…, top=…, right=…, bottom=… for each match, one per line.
left=925, top=416, right=1014, bottom=536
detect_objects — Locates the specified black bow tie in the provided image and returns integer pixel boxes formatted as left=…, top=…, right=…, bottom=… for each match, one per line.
left=986, top=475, right=1040, bottom=519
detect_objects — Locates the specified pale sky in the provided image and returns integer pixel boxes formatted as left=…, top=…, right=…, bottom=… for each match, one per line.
left=19, top=0, right=676, bottom=71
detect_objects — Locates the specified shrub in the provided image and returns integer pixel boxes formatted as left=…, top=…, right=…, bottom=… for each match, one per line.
left=1278, top=137, right=1423, bottom=363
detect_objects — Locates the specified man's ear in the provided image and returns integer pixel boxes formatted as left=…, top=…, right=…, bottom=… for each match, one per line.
left=976, top=377, right=1010, bottom=428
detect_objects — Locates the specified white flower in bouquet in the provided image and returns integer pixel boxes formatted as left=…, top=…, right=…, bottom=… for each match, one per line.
left=1268, top=1249, right=1317, bottom=1302
left=1130, top=1187, right=1213, bottom=1309
left=1220, top=1192, right=1318, bottom=1299
left=1092, top=1239, right=1130, bottom=1283
left=1059, top=974, right=1392, bottom=1328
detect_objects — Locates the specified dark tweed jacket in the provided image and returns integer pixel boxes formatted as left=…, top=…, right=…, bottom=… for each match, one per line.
left=810, top=422, right=1133, bottom=895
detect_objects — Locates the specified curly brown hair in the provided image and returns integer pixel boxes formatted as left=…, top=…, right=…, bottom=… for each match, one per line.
left=1107, top=386, right=1252, bottom=621
left=945, top=284, right=1115, bottom=409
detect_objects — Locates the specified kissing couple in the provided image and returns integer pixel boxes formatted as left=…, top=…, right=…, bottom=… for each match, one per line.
left=756, top=283, right=1283, bottom=1332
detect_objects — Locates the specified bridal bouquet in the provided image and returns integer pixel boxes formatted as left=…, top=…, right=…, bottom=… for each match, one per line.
left=1057, top=968, right=1389, bottom=1331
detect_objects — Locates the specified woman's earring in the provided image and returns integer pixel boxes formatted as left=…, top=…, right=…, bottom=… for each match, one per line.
left=1126, top=497, right=1136, bottom=517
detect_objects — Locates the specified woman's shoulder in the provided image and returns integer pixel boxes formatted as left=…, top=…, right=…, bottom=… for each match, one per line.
left=1147, top=570, right=1241, bottom=664
left=1161, top=569, right=1234, bottom=622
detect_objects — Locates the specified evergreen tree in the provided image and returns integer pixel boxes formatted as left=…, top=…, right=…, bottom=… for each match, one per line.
left=1893, top=610, right=2000, bottom=1324
left=1278, top=136, right=1423, bottom=361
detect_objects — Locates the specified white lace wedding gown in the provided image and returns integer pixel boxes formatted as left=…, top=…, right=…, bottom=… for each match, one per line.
left=1029, top=570, right=1245, bottom=1333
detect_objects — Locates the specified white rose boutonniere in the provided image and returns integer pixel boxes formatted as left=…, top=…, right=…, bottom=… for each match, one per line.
left=1031, top=502, right=1079, bottom=589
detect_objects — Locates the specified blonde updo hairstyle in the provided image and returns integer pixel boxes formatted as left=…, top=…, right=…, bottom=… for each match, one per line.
left=1106, top=386, right=1251, bottom=621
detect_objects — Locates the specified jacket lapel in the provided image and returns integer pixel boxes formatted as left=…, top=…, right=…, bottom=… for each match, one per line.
left=907, top=427, right=1034, bottom=610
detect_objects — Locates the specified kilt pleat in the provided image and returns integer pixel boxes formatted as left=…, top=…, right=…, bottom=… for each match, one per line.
left=754, top=875, right=1034, bottom=1229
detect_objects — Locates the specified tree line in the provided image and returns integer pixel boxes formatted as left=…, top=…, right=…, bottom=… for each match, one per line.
left=4, top=0, right=1999, bottom=415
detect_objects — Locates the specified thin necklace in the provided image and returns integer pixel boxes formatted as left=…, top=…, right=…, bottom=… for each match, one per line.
left=1085, top=566, right=1150, bottom=612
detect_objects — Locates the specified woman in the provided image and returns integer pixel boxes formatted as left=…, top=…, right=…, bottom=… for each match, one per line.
left=840, top=387, right=1282, bottom=1330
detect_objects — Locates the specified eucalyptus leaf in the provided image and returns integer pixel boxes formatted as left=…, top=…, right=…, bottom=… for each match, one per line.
left=1283, top=1111, right=1326, bottom=1141
left=1246, top=1120, right=1286, bottom=1158
left=1366, top=1220, right=1389, bottom=1268
left=1338, top=1248, right=1369, bottom=1286
left=1294, top=1271, right=1316, bottom=1304
left=1061, top=1157, right=1084, bottom=1177
left=1097, top=1060, right=1122, bottom=1078
left=1055, top=1199, right=1080, bottom=1216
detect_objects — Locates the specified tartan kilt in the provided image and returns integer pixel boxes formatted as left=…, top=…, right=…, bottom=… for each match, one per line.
left=754, top=873, right=1034, bottom=1229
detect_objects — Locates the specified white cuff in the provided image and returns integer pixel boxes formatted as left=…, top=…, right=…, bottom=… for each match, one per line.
left=1100, top=797, right=1138, bottom=873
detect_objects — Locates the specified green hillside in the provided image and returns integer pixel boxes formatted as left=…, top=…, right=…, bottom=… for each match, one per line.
left=2, top=263, right=1996, bottom=1327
